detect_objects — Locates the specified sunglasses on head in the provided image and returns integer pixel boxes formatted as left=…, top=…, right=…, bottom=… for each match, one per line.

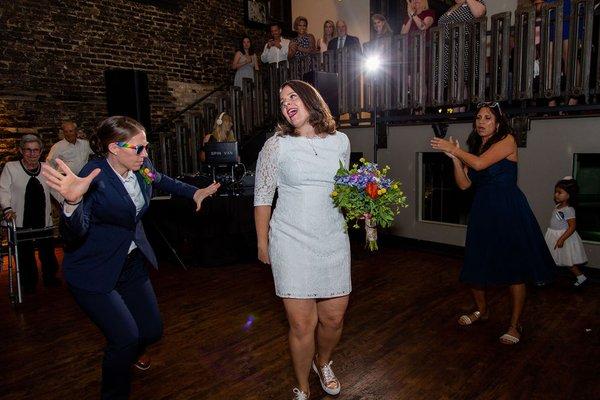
left=116, top=142, right=150, bottom=155
left=477, top=101, right=502, bottom=113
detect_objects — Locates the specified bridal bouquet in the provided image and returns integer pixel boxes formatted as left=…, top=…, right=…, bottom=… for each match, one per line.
left=331, top=158, right=408, bottom=251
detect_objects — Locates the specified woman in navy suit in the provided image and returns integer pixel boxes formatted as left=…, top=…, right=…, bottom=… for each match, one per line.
left=42, top=116, right=219, bottom=399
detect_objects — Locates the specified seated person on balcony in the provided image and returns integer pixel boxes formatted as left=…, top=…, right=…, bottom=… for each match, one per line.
left=200, top=112, right=237, bottom=163
left=261, top=23, right=291, bottom=64
left=232, top=36, right=259, bottom=88
left=0, top=134, right=60, bottom=293
left=327, top=20, right=362, bottom=52
left=46, top=120, right=94, bottom=175
left=401, top=0, right=436, bottom=37
left=289, top=16, right=317, bottom=59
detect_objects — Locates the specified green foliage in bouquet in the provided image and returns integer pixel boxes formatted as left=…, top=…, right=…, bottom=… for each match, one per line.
left=331, top=158, right=408, bottom=250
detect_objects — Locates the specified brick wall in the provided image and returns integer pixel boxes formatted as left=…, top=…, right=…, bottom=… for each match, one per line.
left=0, top=0, right=266, bottom=165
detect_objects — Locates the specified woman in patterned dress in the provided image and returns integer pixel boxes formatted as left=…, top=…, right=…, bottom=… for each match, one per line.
left=437, top=0, right=486, bottom=98
left=289, top=16, right=316, bottom=59
left=254, top=80, right=351, bottom=400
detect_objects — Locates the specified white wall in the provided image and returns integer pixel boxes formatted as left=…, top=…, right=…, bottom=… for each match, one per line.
left=291, top=0, right=370, bottom=47
left=486, top=0, right=519, bottom=16
left=344, top=117, right=600, bottom=267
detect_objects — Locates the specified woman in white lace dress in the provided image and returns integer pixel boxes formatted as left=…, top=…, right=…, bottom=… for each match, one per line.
left=254, top=80, right=351, bottom=400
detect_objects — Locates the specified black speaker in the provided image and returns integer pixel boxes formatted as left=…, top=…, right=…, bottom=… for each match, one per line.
left=104, top=69, right=152, bottom=131
left=302, top=70, right=339, bottom=117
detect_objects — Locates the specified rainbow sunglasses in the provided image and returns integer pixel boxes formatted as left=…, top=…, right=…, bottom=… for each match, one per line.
left=116, top=141, right=150, bottom=155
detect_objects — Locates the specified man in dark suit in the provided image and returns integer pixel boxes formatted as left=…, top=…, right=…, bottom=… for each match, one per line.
left=327, top=20, right=362, bottom=126
left=327, top=20, right=361, bottom=52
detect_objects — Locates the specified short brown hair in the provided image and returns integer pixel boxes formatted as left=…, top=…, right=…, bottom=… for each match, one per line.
left=90, top=116, right=145, bottom=156
left=276, top=80, right=336, bottom=137
left=293, top=16, right=308, bottom=31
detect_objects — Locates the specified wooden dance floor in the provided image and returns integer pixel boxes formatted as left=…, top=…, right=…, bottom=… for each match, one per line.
left=1, top=242, right=598, bottom=400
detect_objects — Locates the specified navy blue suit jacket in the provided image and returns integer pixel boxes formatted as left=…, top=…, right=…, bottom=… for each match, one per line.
left=61, top=158, right=197, bottom=293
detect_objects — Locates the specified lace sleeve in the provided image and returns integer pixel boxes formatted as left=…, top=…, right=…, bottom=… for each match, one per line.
left=254, top=135, right=280, bottom=206
left=340, top=132, right=351, bottom=169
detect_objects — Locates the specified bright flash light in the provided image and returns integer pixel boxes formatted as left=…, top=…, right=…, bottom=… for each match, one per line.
left=364, top=55, right=381, bottom=73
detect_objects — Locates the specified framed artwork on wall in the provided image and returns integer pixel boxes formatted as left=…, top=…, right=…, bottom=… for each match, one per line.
left=245, top=0, right=269, bottom=28
left=244, top=0, right=291, bottom=30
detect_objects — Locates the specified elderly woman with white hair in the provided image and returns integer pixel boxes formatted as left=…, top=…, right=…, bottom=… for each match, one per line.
left=0, top=134, right=60, bottom=293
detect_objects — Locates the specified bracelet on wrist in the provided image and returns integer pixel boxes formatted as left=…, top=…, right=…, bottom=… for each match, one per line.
left=65, top=198, right=82, bottom=206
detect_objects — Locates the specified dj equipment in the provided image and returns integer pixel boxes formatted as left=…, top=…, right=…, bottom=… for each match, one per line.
left=216, top=111, right=225, bottom=126
left=205, top=141, right=239, bottom=164
left=104, top=69, right=151, bottom=130
left=302, top=70, right=339, bottom=117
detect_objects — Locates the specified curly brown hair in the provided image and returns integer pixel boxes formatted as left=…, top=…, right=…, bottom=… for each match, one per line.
left=276, top=80, right=337, bottom=137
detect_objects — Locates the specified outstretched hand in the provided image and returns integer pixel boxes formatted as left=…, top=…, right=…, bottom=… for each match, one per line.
left=42, top=159, right=101, bottom=203
left=192, top=181, right=221, bottom=212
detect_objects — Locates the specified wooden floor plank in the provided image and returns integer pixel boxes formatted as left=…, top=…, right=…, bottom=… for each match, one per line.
left=0, top=244, right=598, bottom=400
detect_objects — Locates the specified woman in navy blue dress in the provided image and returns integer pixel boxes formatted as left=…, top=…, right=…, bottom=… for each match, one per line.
left=431, top=103, right=554, bottom=345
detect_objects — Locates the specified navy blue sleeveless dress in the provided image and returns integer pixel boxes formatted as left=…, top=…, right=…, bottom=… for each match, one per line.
left=460, top=159, right=555, bottom=285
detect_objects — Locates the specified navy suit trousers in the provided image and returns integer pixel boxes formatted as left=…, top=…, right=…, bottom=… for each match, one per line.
left=69, top=250, right=163, bottom=400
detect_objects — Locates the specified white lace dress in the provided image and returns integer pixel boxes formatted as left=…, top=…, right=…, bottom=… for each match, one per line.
left=254, top=131, right=352, bottom=298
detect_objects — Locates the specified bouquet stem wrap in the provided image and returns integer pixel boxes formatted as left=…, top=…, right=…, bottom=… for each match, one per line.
left=365, top=216, right=378, bottom=251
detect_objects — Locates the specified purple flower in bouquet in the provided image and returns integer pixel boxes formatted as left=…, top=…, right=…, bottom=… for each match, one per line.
left=331, top=158, right=408, bottom=251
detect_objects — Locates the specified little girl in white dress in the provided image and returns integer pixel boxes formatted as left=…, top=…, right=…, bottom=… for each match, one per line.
left=544, top=177, right=588, bottom=287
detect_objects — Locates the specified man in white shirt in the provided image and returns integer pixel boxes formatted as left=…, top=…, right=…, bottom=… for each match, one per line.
left=46, top=121, right=94, bottom=175
left=260, top=23, right=291, bottom=64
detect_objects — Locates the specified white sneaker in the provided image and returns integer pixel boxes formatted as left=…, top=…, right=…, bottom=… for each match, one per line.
left=312, top=359, right=341, bottom=395
left=292, top=388, right=309, bottom=400
left=574, top=276, right=588, bottom=287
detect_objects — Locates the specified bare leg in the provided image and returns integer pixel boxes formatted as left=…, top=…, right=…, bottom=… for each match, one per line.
left=501, top=283, right=526, bottom=343
left=315, top=295, right=349, bottom=366
left=569, top=265, right=585, bottom=278
left=283, top=299, right=318, bottom=395
left=471, top=287, right=487, bottom=315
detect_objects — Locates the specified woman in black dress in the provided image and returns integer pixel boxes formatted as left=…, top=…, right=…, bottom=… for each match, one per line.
left=430, top=103, right=555, bottom=345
